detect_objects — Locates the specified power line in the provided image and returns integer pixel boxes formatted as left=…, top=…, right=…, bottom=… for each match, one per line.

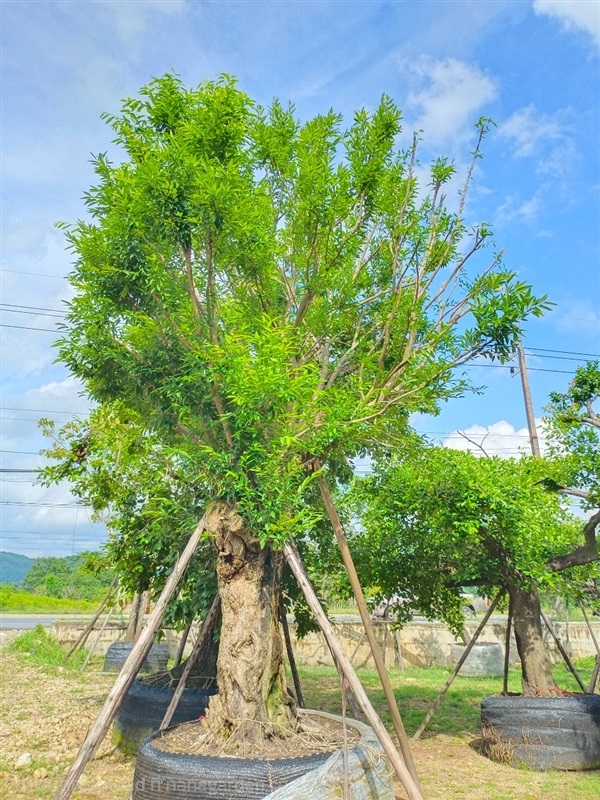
left=0, top=323, right=59, bottom=333
left=1, top=268, right=66, bottom=279
left=527, top=347, right=600, bottom=358
left=0, top=407, right=85, bottom=415
left=1, top=500, right=88, bottom=508
left=0, top=302, right=66, bottom=314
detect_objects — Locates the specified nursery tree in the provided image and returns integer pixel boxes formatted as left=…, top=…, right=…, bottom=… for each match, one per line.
left=55, top=74, right=548, bottom=739
left=352, top=445, right=599, bottom=696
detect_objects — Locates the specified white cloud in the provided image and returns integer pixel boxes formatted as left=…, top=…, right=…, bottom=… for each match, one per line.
left=401, top=56, right=497, bottom=147
left=533, top=0, right=600, bottom=47
left=498, top=105, right=577, bottom=178
left=443, top=419, right=548, bottom=457
left=494, top=191, right=544, bottom=226
left=546, top=301, right=600, bottom=335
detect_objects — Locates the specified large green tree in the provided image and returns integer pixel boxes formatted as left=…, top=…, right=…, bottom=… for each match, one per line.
left=351, top=445, right=599, bottom=696
left=54, top=74, right=548, bottom=739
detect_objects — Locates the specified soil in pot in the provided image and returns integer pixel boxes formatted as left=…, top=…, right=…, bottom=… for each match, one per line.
left=481, top=693, right=600, bottom=771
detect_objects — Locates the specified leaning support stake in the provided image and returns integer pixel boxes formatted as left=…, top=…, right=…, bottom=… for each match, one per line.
left=317, top=474, right=421, bottom=793
left=283, top=541, right=424, bottom=800
left=53, top=515, right=207, bottom=800
left=63, top=577, right=118, bottom=662
left=172, top=621, right=192, bottom=670
left=580, top=606, right=600, bottom=694
left=412, top=590, right=504, bottom=741
left=160, top=594, right=221, bottom=730
left=540, top=609, right=588, bottom=693
left=502, top=595, right=513, bottom=695
left=81, top=597, right=117, bottom=671
left=279, top=593, right=305, bottom=708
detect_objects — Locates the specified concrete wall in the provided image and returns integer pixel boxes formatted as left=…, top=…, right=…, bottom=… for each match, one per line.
left=51, top=615, right=600, bottom=668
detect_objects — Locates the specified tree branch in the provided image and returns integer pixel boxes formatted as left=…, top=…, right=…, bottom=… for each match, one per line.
left=548, top=509, right=600, bottom=571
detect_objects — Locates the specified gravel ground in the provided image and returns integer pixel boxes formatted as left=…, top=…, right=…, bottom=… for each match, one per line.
left=0, top=634, right=134, bottom=800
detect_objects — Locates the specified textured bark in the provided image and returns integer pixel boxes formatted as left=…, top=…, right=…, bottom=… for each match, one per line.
left=124, top=592, right=145, bottom=642
left=204, top=502, right=296, bottom=741
left=509, top=583, right=559, bottom=696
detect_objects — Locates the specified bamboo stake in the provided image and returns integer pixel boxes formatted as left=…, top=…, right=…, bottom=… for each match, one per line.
left=283, top=541, right=424, bottom=800
left=412, top=590, right=504, bottom=741
left=63, top=577, right=117, bottom=662
left=53, top=515, right=207, bottom=800
left=279, top=594, right=305, bottom=708
left=317, top=475, right=421, bottom=792
left=160, top=595, right=221, bottom=730
left=81, top=599, right=117, bottom=671
left=580, top=605, right=600, bottom=694
left=502, top=595, right=513, bottom=695
left=589, top=655, right=600, bottom=695
left=172, top=622, right=192, bottom=670
left=540, top=609, right=588, bottom=694
left=395, top=630, right=405, bottom=672
left=350, top=631, right=367, bottom=664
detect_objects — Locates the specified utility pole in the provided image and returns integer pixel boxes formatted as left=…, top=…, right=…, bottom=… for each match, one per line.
left=517, top=343, right=541, bottom=457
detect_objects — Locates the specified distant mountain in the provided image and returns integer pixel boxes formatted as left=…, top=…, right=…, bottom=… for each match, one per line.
left=0, top=551, right=35, bottom=585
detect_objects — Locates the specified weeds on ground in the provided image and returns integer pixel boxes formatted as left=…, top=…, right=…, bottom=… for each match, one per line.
left=8, top=625, right=99, bottom=672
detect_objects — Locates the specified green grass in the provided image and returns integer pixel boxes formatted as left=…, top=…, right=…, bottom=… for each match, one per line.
left=294, top=657, right=598, bottom=738
left=0, top=585, right=98, bottom=613
left=8, top=625, right=93, bottom=671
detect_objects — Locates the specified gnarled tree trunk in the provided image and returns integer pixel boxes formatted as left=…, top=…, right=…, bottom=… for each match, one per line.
left=204, top=502, right=297, bottom=742
left=509, top=583, right=559, bottom=696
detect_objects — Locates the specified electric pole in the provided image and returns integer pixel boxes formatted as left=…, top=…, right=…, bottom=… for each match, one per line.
left=517, top=343, right=541, bottom=457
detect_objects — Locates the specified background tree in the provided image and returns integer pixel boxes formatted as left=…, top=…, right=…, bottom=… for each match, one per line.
left=54, top=73, right=548, bottom=740
left=21, top=553, right=114, bottom=602
left=351, top=444, right=599, bottom=696
left=544, top=360, right=600, bottom=607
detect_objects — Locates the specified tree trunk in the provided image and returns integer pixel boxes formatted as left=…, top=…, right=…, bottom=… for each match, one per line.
left=124, top=592, right=144, bottom=642
left=204, top=502, right=296, bottom=742
left=509, top=583, right=559, bottom=696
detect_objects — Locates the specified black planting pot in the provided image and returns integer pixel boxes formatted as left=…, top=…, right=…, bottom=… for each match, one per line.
left=113, top=678, right=217, bottom=756
left=131, top=710, right=394, bottom=800
left=103, top=641, right=170, bottom=674
left=481, top=693, right=600, bottom=771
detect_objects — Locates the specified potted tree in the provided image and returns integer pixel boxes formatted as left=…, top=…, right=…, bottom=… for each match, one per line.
left=49, top=74, right=548, bottom=799
left=352, top=434, right=600, bottom=770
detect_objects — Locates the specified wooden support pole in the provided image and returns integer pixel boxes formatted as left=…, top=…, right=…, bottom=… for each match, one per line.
left=160, top=595, right=221, bottom=730
left=172, top=622, right=192, bottom=670
left=53, top=515, right=206, bottom=800
left=589, top=655, right=600, bottom=695
left=540, top=609, right=588, bottom=693
left=580, top=605, right=600, bottom=694
left=63, top=578, right=117, bottom=662
left=502, top=597, right=513, bottom=695
left=81, top=600, right=116, bottom=672
left=350, top=631, right=367, bottom=664
left=279, top=594, right=305, bottom=709
left=283, top=541, right=424, bottom=800
left=412, top=591, right=504, bottom=741
left=317, top=475, right=421, bottom=793
left=395, top=630, right=405, bottom=672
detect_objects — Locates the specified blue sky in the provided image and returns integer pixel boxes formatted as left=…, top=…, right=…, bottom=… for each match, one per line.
left=1, top=0, right=599, bottom=557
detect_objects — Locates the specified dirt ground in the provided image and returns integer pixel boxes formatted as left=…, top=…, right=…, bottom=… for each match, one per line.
left=1, top=631, right=599, bottom=800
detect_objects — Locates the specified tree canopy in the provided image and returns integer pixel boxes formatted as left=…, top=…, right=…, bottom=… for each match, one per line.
left=351, top=446, right=596, bottom=629
left=54, top=74, right=548, bottom=553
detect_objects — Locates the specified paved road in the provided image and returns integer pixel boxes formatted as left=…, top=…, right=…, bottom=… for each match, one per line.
left=0, top=614, right=90, bottom=630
